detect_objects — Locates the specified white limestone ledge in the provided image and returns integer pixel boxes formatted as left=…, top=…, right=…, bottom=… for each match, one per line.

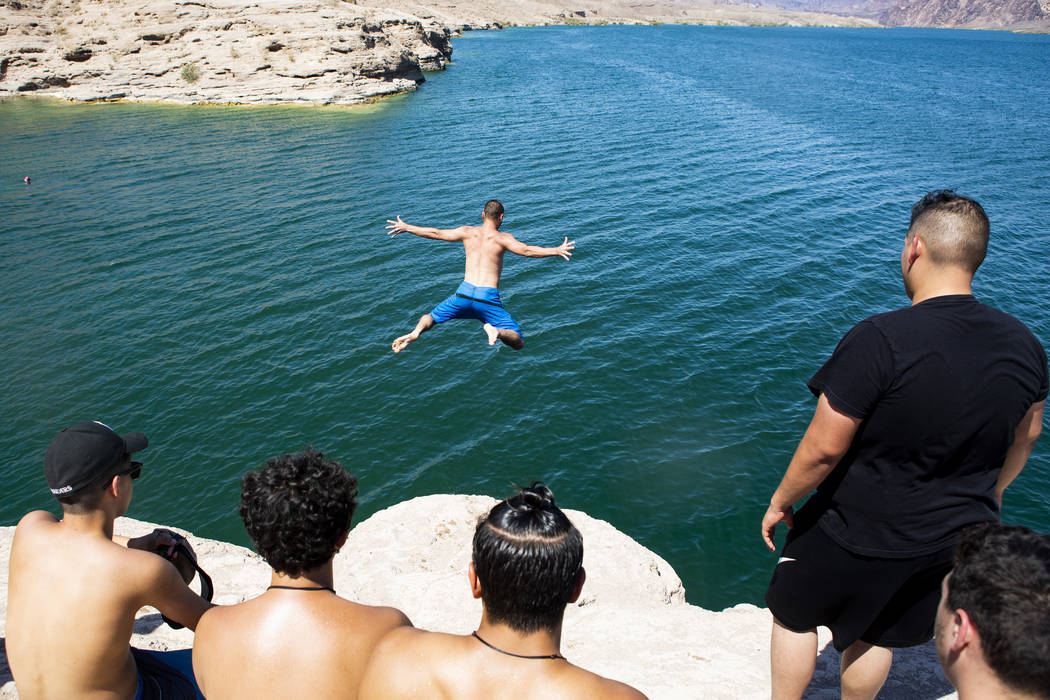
left=0, top=494, right=957, bottom=698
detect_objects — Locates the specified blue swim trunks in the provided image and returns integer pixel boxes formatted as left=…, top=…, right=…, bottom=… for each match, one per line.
left=132, top=647, right=204, bottom=700
left=430, top=281, right=522, bottom=336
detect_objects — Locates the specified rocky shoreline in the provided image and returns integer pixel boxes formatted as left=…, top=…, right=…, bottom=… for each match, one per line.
left=0, top=0, right=900, bottom=108
left=0, top=494, right=957, bottom=698
left=2, top=0, right=1048, bottom=107
left=0, top=0, right=467, bottom=105
left=2, top=0, right=1045, bottom=107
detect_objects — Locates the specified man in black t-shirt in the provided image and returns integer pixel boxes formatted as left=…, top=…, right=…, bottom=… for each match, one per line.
left=761, top=191, right=1047, bottom=700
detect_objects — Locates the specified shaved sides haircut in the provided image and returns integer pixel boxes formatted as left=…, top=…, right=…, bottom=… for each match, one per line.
left=483, top=199, right=504, bottom=222
left=908, top=190, right=989, bottom=274
left=472, top=483, right=583, bottom=633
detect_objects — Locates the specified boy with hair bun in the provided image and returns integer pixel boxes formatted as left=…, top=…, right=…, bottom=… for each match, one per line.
left=359, top=482, right=646, bottom=699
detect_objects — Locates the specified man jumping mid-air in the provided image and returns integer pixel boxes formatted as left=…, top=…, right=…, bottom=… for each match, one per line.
left=387, top=199, right=575, bottom=353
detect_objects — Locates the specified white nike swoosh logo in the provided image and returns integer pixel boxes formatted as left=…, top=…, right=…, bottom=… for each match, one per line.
left=778, top=557, right=796, bottom=564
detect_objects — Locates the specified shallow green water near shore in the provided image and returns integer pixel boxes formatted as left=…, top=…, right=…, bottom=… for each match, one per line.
left=2, top=25, right=1048, bottom=609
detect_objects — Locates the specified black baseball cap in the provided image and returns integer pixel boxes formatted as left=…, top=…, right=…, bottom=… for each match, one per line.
left=44, top=421, right=149, bottom=497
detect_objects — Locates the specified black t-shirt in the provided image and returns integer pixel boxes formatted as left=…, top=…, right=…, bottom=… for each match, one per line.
left=803, top=295, right=1048, bottom=558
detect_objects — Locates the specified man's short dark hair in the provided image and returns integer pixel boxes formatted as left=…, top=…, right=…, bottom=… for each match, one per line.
left=483, top=199, right=504, bottom=222
left=472, top=482, right=583, bottom=634
left=57, top=454, right=131, bottom=514
left=948, top=521, right=1050, bottom=699
left=240, top=448, right=358, bottom=577
left=908, top=189, right=989, bottom=273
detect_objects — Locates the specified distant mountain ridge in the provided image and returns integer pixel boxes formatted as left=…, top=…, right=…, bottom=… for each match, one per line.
left=754, top=0, right=1049, bottom=27
left=881, top=0, right=1047, bottom=28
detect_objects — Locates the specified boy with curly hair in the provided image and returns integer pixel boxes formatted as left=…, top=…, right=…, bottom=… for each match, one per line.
left=191, top=448, right=410, bottom=698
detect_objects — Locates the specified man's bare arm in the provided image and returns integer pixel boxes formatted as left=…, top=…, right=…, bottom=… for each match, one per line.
left=142, top=555, right=215, bottom=630
left=118, top=527, right=180, bottom=558
left=761, top=393, right=861, bottom=552
left=386, top=216, right=466, bottom=242
left=502, top=234, right=575, bottom=260
left=995, top=399, right=1044, bottom=507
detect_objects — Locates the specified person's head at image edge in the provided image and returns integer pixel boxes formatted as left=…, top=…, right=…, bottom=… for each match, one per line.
left=936, top=521, right=1050, bottom=700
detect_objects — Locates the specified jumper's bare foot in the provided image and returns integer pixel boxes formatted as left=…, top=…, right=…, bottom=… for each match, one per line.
left=392, top=333, right=418, bottom=353
left=483, top=323, right=499, bottom=346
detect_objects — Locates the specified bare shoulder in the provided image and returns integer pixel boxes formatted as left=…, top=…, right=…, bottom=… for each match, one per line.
left=192, top=596, right=249, bottom=649
left=194, top=597, right=233, bottom=630
left=114, top=543, right=184, bottom=597
left=362, top=602, right=412, bottom=630
left=14, top=509, right=57, bottom=532
left=368, top=627, right=460, bottom=670
left=372, top=624, right=427, bottom=653
left=570, top=666, right=648, bottom=700
left=360, top=627, right=437, bottom=699
left=493, top=230, right=524, bottom=250
left=9, top=511, right=58, bottom=567
left=601, top=677, right=648, bottom=700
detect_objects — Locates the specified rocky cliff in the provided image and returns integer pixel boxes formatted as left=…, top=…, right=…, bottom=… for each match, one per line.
left=0, top=0, right=891, bottom=105
left=0, top=495, right=958, bottom=699
left=880, top=0, right=1048, bottom=28
left=0, top=0, right=457, bottom=104
left=1, top=0, right=1045, bottom=107
left=755, top=0, right=1050, bottom=28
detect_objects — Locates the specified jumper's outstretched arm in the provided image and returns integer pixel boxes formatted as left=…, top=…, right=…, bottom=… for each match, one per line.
left=386, top=216, right=467, bottom=242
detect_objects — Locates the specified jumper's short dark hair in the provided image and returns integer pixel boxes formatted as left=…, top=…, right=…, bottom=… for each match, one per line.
left=483, top=199, right=504, bottom=222
left=239, top=448, right=358, bottom=577
left=948, top=521, right=1050, bottom=699
left=472, top=482, right=583, bottom=633
left=908, top=189, right=989, bottom=273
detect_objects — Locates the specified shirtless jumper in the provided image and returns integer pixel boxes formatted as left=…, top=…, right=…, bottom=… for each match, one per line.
left=387, top=200, right=573, bottom=352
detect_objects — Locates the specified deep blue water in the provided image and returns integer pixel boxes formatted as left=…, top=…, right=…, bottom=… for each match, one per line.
left=2, top=25, right=1048, bottom=609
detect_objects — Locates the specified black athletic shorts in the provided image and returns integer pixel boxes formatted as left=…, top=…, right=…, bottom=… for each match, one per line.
left=765, top=521, right=954, bottom=652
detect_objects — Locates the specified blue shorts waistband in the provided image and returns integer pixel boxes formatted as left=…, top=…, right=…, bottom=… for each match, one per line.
left=455, top=281, right=501, bottom=304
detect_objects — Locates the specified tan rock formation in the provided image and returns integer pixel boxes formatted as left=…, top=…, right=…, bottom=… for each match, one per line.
left=0, top=0, right=886, bottom=106
left=0, top=0, right=455, bottom=104
left=1, top=495, right=958, bottom=698
left=351, top=0, right=881, bottom=29
left=879, top=0, right=1048, bottom=29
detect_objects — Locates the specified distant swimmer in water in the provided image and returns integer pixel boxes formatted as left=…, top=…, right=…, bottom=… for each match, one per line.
left=24, top=176, right=30, bottom=184
left=387, top=200, right=575, bottom=353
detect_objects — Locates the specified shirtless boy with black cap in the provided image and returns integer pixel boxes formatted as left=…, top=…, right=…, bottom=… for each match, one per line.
left=359, top=483, right=646, bottom=700
left=6, top=421, right=213, bottom=700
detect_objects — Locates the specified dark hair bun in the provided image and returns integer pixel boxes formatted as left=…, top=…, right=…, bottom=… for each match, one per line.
left=512, top=482, right=555, bottom=511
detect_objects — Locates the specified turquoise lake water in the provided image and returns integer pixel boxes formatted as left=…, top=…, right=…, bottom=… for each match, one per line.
left=2, top=25, right=1048, bottom=610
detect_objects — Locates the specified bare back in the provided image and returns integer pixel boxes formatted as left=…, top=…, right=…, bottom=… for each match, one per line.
left=359, top=628, right=647, bottom=700
left=192, top=590, right=409, bottom=700
left=6, top=512, right=173, bottom=700
left=459, top=223, right=516, bottom=289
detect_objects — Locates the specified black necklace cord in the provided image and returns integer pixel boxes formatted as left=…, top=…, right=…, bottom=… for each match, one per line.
left=266, top=584, right=335, bottom=593
left=471, top=631, right=565, bottom=660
